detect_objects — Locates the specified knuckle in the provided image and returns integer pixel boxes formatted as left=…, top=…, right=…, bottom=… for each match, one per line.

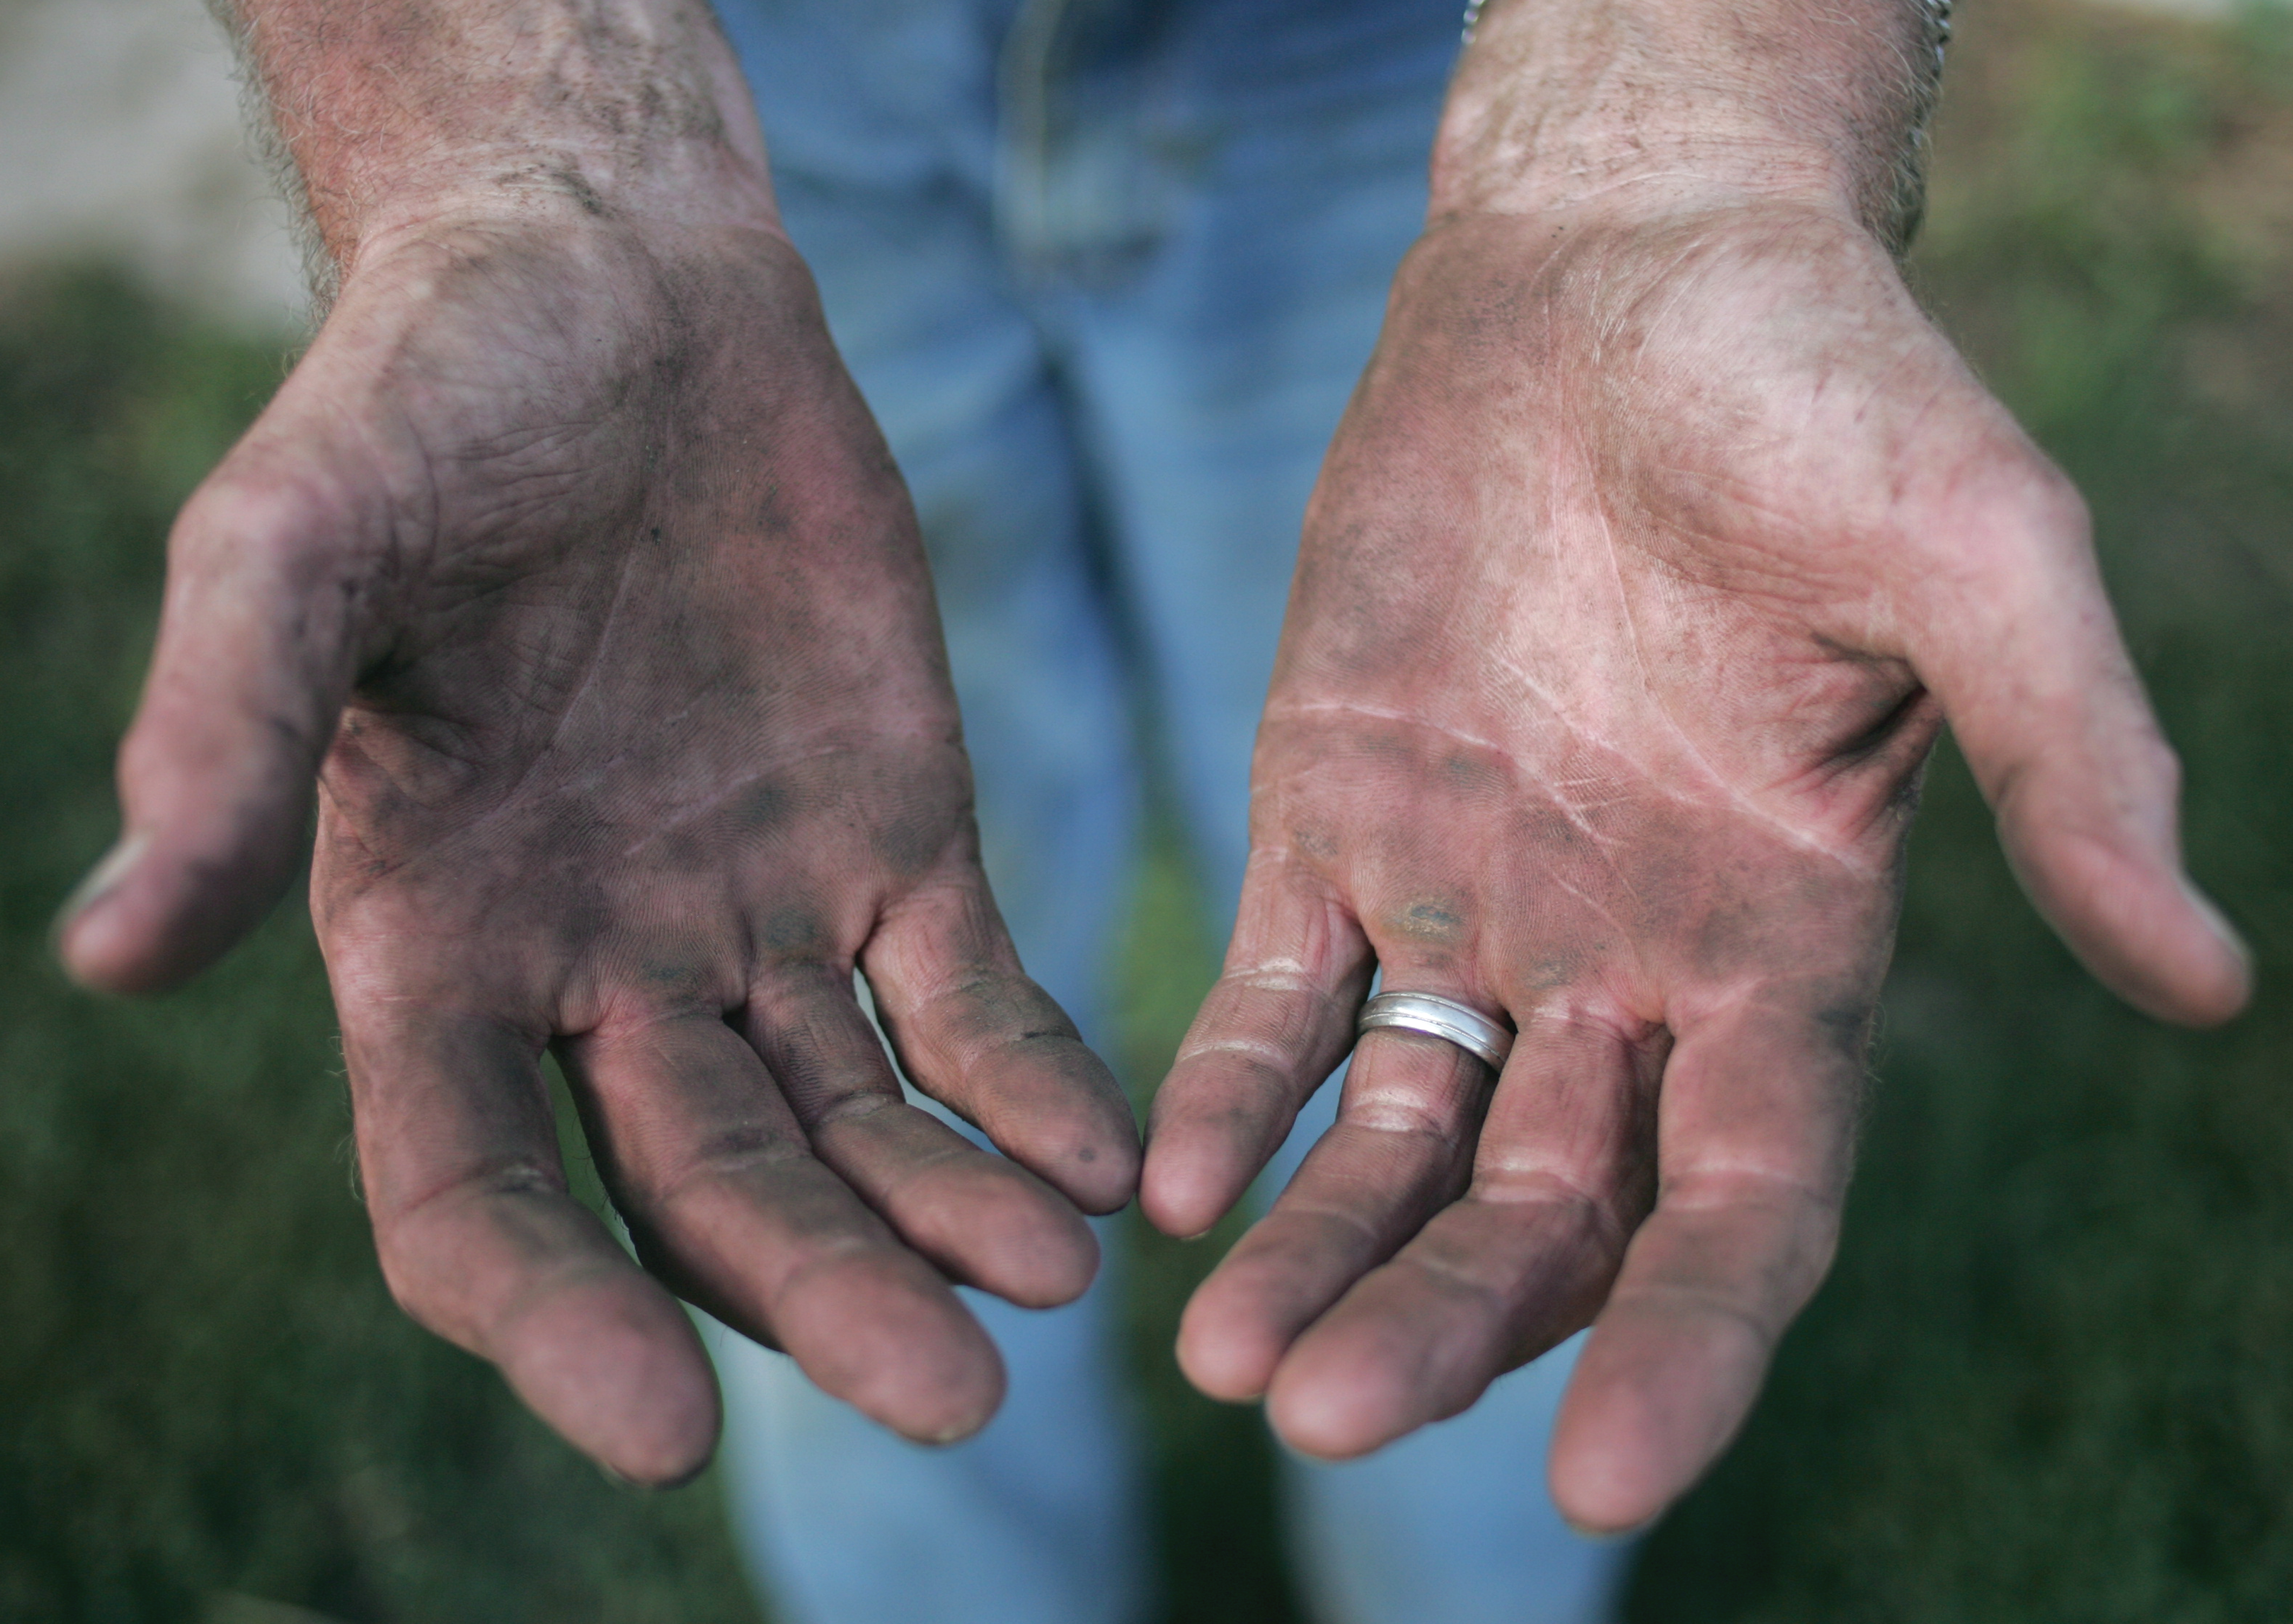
left=1609, top=1279, right=1784, bottom=1356
left=367, top=1159, right=562, bottom=1312
left=1169, top=1036, right=1296, bottom=1097
left=175, top=464, right=341, bottom=565
left=1928, top=450, right=2091, bottom=580
left=645, top=1130, right=815, bottom=1210
left=1662, top=1158, right=1836, bottom=1216
left=2133, top=731, right=2183, bottom=801
left=369, top=1210, right=470, bottom=1330
left=1472, top=1159, right=1624, bottom=1240
left=2023, top=463, right=2092, bottom=541
left=1343, top=1085, right=1467, bottom=1149
left=162, top=468, right=394, bottom=669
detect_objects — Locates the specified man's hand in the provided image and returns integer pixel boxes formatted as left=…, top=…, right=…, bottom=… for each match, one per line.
left=1142, top=0, right=2249, bottom=1535
left=55, top=0, right=1138, bottom=1484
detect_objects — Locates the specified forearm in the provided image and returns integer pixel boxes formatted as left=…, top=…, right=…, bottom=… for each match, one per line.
left=211, top=0, right=778, bottom=264
left=1433, top=0, right=1945, bottom=243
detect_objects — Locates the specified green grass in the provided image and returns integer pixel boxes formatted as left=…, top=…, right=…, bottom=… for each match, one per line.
left=2, top=1, right=2290, bottom=1617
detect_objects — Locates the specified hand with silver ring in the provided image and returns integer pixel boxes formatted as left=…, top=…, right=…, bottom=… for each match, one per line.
left=1138, top=79, right=2248, bottom=1536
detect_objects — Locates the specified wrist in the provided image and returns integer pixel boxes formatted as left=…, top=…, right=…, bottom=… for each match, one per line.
left=1429, top=0, right=1943, bottom=244
left=221, top=0, right=780, bottom=270
left=338, top=152, right=785, bottom=278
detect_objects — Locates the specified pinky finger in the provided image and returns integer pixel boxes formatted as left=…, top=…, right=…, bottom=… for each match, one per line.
left=349, top=1007, right=720, bottom=1486
left=1547, top=1001, right=1856, bottom=1534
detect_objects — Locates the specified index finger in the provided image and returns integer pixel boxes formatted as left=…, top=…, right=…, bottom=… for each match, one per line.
left=864, top=874, right=1143, bottom=1215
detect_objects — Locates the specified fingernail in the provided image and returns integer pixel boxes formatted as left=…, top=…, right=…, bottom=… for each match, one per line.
left=2179, top=875, right=2253, bottom=974
left=53, top=831, right=149, bottom=944
left=1559, top=1514, right=1648, bottom=1543
left=598, top=1463, right=703, bottom=1494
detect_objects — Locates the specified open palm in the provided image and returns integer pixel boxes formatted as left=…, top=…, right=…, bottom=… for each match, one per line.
left=1145, top=204, right=2248, bottom=1529
left=62, top=215, right=1139, bottom=1482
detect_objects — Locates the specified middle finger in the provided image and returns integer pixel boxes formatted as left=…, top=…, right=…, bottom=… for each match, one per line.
left=559, top=1009, right=1005, bottom=1443
left=743, top=958, right=1100, bottom=1308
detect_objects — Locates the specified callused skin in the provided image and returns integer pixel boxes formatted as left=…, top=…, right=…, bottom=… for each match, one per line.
left=57, top=1, right=1139, bottom=1485
left=1144, top=0, right=2249, bottom=1538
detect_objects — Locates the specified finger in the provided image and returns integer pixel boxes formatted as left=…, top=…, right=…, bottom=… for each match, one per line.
left=557, top=1009, right=1007, bottom=1445
left=1546, top=991, right=1861, bottom=1534
left=1176, top=994, right=1501, bottom=1401
left=1261, top=1012, right=1657, bottom=1459
left=57, top=391, right=387, bottom=993
left=741, top=960, right=1099, bottom=1308
left=1140, top=855, right=1376, bottom=1239
left=863, top=875, right=1140, bottom=1214
left=345, top=1007, right=720, bottom=1486
left=1912, top=462, right=2249, bottom=1026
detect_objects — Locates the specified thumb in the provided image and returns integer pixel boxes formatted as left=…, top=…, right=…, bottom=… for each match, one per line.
left=1915, top=468, right=2249, bottom=1027
left=56, top=413, right=389, bottom=993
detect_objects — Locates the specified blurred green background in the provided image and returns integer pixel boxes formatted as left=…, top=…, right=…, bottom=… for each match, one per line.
left=2, top=0, right=2289, bottom=1618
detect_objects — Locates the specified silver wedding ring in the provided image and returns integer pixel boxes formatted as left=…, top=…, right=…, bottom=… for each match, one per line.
left=1355, top=991, right=1514, bottom=1071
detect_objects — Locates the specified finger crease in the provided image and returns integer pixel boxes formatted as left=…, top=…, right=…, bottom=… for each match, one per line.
left=388, top=1158, right=565, bottom=1225
left=1178, top=1036, right=1304, bottom=1081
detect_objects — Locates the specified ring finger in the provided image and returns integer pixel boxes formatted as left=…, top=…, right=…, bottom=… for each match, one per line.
left=1176, top=969, right=1510, bottom=1403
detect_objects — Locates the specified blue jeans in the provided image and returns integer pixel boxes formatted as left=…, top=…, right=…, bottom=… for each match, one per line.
left=704, top=1, right=1632, bottom=1619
